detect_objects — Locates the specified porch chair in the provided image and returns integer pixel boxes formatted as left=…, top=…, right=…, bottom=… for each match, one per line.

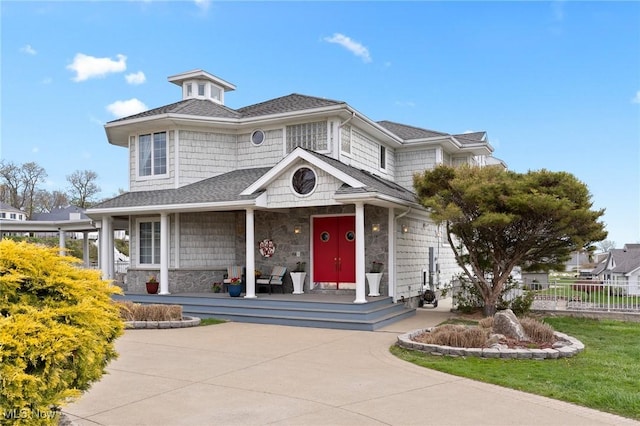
left=223, top=265, right=244, bottom=292
left=256, top=266, right=287, bottom=294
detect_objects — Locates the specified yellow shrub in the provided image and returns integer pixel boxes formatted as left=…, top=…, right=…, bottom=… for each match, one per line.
left=0, top=239, right=124, bottom=425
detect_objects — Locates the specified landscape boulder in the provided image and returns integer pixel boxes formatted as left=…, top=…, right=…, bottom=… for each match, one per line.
left=493, top=309, right=529, bottom=341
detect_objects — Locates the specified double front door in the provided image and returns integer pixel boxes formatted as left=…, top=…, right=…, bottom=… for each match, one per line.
left=313, top=216, right=355, bottom=288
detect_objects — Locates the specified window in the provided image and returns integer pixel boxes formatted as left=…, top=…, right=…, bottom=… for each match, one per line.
left=291, top=167, right=317, bottom=196
left=10, top=213, right=16, bottom=219
left=210, top=84, right=221, bottom=101
left=198, top=83, right=205, bottom=96
left=286, top=121, right=327, bottom=153
left=138, top=132, right=167, bottom=177
left=251, top=130, right=265, bottom=146
left=186, top=83, right=192, bottom=97
left=340, top=124, right=351, bottom=154
left=139, top=221, right=160, bottom=265
left=0, top=213, right=5, bottom=218
left=379, top=145, right=386, bottom=170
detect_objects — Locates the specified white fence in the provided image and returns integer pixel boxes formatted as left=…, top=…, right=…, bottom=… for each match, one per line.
left=451, top=279, right=640, bottom=313
left=531, top=280, right=640, bottom=313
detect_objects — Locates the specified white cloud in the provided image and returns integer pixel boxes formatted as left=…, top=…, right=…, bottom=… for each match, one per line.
left=125, top=71, right=146, bottom=85
left=20, top=44, right=37, bottom=55
left=632, top=90, right=640, bottom=104
left=32, top=147, right=40, bottom=153
left=323, top=33, right=372, bottom=63
left=67, top=53, right=127, bottom=82
left=106, top=98, right=148, bottom=118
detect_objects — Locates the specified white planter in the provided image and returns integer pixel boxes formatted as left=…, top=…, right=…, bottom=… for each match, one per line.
left=366, top=273, right=382, bottom=297
left=291, top=272, right=306, bottom=294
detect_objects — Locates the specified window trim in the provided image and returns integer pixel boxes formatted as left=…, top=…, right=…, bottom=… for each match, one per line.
left=379, top=145, right=387, bottom=170
left=137, top=131, right=168, bottom=179
left=290, top=166, right=318, bottom=198
left=251, top=129, right=266, bottom=146
left=136, top=218, right=161, bottom=267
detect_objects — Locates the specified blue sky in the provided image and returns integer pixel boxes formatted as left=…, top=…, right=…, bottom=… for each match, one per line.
left=1, top=1, right=639, bottom=247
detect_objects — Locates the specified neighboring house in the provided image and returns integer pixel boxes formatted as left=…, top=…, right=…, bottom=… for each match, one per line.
left=87, top=69, right=503, bottom=304
left=591, top=244, right=640, bottom=295
left=0, top=202, right=26, bottom=221
left=0, top=205, right=97, bottom=267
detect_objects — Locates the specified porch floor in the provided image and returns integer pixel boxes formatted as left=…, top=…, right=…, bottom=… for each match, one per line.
left=115, top=291, right=415, bottom=331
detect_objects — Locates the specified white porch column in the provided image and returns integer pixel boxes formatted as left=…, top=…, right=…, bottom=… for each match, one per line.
left=244, top=208, right=257, bottom=298
left=354, top=202, right=367, bottom=304
left=100, top=216, right=113, bottom=280
left=159, top=213, right=170, bottom=295
left=82, top=231, right=90, bottom=268
left=58, top=228, right=65, bottom=256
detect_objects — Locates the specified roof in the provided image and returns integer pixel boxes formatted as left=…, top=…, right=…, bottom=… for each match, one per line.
left=236, top=93, right=346, bottom=118
left=90, top=149, right=420, bottom=212
left=376, top=121, right=448, bottom=140
left=592, top=246, right=640, bottom=275
left=109, top=98, right=241, bottom=123
left=32, top=206, right=89, bottom=221
left=306, top=150, right=419, bottom=204
left=92, top=168, right=271, bottom=210
left=0, top=202, right=23, bottom=213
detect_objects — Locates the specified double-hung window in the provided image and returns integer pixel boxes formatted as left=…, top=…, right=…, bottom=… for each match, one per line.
left=138, top=132, right=167, bottom=177
left=139, top=220, right=161, bottom=265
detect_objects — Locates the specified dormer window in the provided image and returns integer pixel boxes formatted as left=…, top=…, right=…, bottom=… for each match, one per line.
left=197, top=83, right=205, bottom=96
left=169, top=70, right=236, bottom=105
left=186, top=83, right=192, bottom=97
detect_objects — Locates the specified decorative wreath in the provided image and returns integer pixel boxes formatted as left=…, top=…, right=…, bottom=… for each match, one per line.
left=259, top=239, right=276, bottom=258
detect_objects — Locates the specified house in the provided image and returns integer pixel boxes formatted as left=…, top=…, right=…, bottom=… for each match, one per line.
left=0, top=202, right=26, bottom=221
left=591, top=244, right=640, bottom=295
left=87, top=69, right=501, bottom=305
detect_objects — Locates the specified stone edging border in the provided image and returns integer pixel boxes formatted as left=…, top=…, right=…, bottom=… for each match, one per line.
left=397, top=328, right=584, bottom=359
left=124, top=316, right=201, bottom=329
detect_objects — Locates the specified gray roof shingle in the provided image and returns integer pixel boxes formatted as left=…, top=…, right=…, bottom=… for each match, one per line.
left=236, top=93, right=345, bottom=117
left=93, top=168, right=271, bottom=209
left=377, top=121, right=448, bottom=140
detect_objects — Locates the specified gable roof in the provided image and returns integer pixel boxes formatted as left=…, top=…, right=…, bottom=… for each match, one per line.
left=592, top=246, right=640, bottom=275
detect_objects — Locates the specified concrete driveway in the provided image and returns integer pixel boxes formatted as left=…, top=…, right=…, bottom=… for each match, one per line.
left=63, top=299, right=638, bottom=425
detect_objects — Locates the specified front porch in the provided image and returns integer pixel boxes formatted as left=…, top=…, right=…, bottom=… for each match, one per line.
left=114, top=292, right=415, bottom=331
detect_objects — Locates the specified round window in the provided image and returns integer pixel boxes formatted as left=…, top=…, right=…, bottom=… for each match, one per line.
left=251, top=130, right=265, bottom=146
left=320, top=231, right=330, bottom=242
left=345, top=231, right=355, bottom=241
left=291, top=167, right=317, bottom=196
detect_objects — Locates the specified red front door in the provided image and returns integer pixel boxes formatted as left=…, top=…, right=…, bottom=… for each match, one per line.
left=313, top=216, right=356, bottom=287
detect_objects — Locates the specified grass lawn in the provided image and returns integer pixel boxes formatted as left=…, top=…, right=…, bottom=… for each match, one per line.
left=390, top=316, right=640, bottom=420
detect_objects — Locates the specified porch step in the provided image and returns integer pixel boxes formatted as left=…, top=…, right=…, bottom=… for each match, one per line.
left=114, top=293, right=415, bottom=331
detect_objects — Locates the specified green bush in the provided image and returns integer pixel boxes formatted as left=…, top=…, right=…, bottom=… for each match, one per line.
left=0, top=239, right=124, bottom=425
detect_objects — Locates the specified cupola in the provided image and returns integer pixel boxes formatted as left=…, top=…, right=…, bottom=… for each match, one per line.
left=167, top=69, right=236, bottom=105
